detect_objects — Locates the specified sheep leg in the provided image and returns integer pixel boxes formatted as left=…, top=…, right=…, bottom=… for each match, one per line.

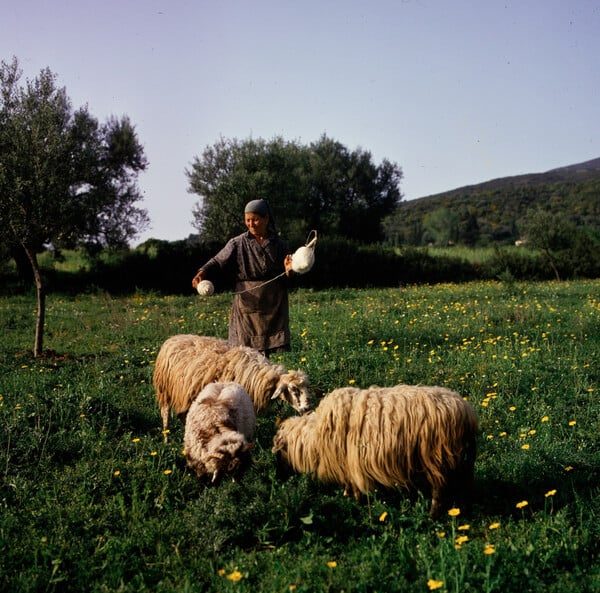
left=429, top=486, right=444, bottom=517
left=161, top=405, right=170, bottom=443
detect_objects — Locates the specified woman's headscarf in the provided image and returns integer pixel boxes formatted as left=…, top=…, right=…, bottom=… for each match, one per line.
left=245, top=199, right=277, bottom=234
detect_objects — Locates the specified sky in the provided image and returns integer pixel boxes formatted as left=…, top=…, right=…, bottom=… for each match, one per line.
left=2, top=0, right=599, bottom=244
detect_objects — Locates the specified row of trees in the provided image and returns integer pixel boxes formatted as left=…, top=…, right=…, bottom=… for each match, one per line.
left=384, top=179, right=600, bottom=247
left=0, top=57, right=148, bottom=355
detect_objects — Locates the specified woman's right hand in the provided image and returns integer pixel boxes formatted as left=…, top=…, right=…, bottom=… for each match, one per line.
left=192, top=270, right=204, bottom=289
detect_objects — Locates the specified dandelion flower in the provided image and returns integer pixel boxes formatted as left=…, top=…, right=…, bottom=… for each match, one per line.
left=448, top=507, right=461, bottom=517
left=150, top=451, right=158, bottom=457
left=427, top=579, right=444, bottom=591
left=516, top=500, right=528, bottom=509
left=163, top=469, right=172, bottom=475
left=568, top=420, right=576, bottom=426
left=327, top=561, right=337, bottom=569
left=379, top=511, right=388, bottom=522
left=541, top=416, right=549, bottom=422
left=226, top=571, right=243, bottom=582
left=564, top=466, right=574, bottom=472
left=545, top=489, right=557, bottom=497
left=489, top=522, right=501, bottom=530
left=113, top=470, right=120, bottom=476
left=457, top=524, right=470, bottom=531
left=521, top=444, right=530, bottom=450
left=218, top=569, right=225, bottom=576
left=455, top=535, right=469, bottom=546
left=484, top=544, right=496, bottom=555
left=132, top=438, right=140, bottom=443
left=437, top=531, right=446, bottom=538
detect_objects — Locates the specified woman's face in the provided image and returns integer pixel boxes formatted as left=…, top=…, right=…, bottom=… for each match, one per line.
left=245, top=212, right=269, bottom=238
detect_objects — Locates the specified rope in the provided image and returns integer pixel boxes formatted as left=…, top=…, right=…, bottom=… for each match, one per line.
left=232, top=230, right=317, bottom=295
left=233, top=272, right=286, bottom=295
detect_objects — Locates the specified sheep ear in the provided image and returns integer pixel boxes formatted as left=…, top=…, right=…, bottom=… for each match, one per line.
left=271, top=385, right=286, bottom=400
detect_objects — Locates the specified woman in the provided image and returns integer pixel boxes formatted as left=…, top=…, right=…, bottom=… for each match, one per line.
left=192, top=199, right=294, bottom=356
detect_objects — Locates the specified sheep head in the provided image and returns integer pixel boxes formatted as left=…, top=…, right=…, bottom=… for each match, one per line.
left=271, top=370, right=312, bottom=415
left=202, top=434, right=253, bottom=483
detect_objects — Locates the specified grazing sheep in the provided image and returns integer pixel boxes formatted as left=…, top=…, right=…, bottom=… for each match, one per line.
left=184, top=382, right=256, bottom=483
left=272, top=384, right=478, bottom=516
left=153, top=334, right=311, bottom=440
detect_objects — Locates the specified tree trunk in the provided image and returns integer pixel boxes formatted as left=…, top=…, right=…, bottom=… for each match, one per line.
left=23, top=244, right=45, bottom=357
left=545, top=249, right=561, bottom=282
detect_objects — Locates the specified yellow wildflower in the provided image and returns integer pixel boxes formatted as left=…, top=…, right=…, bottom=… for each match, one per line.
left=226, top=570, right=243, bottom=582
left=516, top=500, right=528, bottom=509
left=483, top=544, right=496, bottom=555
left=327, top=561, right=337, bottom=568
left=545, top=489, right=557, bottom=497
left=447, top=507, right=461, bottom=517
left=427, top=579, right=444, bottom=591
left=379, top=511, right=388, bottom=522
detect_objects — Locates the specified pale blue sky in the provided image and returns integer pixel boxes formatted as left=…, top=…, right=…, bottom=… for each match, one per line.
left=2, top=0, right=599, bottom=243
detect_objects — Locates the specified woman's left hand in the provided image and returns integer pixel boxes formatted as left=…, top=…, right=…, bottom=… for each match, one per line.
left=284, top=254, right=294, bottom=276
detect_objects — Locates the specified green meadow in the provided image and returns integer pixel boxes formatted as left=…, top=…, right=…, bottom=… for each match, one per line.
left=1, top=280, right=599, bottom=592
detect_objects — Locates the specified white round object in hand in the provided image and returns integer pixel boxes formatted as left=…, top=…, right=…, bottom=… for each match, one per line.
left=291, top=231, right=318, bottom=274
left=291, top=246, right=315, bottom=274
left=196, top=280, right=214, bottom=296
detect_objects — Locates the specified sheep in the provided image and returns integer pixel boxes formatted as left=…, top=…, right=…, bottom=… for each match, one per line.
left=153, top=334, right=312, bottom=441
left=272, top=384, right=478, bottom=516
left=184, top=382, right=256, bottom=483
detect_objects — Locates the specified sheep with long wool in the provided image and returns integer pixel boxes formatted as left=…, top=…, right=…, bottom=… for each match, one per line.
left=153, top=334, right=312, bottom=440
left=272, top=384, right=478, bottom=516
left=184, top=382, right=256, bottom=482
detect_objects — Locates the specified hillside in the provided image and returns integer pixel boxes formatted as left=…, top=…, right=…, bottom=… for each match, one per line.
left=389, top=157, right=600, bottom=245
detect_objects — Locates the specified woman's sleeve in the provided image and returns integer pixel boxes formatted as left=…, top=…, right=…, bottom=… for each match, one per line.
left=199, top=238, right=237, bottom=276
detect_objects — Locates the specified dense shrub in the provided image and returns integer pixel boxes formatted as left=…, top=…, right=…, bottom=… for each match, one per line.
left=2, top=233, right=600, bottom=296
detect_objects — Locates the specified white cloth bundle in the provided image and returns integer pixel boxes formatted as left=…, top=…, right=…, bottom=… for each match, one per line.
left=291, top=231, right=318, bottom=274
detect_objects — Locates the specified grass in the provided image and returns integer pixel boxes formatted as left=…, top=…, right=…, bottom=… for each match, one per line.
left=1, top=281, right=599, bottom=592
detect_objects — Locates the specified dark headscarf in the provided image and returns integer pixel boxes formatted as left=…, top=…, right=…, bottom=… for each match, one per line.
left=245, top=199, right=277, bottom=234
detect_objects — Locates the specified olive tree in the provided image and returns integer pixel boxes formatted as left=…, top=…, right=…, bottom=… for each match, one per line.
left=0, top=57, right=149, bottom=356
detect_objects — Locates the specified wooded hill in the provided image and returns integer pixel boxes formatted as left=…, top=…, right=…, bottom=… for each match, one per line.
left=387, top=157, right=600, bottom=246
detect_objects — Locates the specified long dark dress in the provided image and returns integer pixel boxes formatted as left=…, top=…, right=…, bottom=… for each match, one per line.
left=198, top=230, right=291, bottom=353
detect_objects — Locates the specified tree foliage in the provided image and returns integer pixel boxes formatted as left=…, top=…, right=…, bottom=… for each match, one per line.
left=383, top=177, right=600, bottom=247
left=0, top=57, right=148, bottom=355
left=186, top=134, right=403, bottom=245
left=519, top=209, right=576, bottom=281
